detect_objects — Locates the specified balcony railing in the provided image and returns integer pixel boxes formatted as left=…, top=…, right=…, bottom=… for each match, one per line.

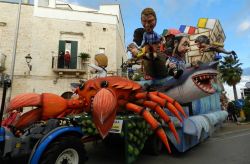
left=52, top=56, right=129, bottom=79
left=52, top=56, right=88, bottom=75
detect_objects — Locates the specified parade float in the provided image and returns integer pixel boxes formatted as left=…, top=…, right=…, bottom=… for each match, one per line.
left=0, top=18, right=229, bottom=164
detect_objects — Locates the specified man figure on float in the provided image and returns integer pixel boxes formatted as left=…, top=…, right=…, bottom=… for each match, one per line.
left=165, top=34, right=190, bottom=79
left=195, top=35, right=237, bottom=61
left=161, top=28, right=181, bottom=57
left=140, top=8, right=162, bottom=60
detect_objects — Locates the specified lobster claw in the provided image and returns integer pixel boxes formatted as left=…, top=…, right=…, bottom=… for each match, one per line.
left=5, top=93, right=68, bottom=129
left=92, top=88, right=117, bottom=138
left=7, top=93, right=42, bottom=112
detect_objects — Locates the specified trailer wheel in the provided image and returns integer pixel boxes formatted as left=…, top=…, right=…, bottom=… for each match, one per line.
left=40, top=135, right=87, bottom=164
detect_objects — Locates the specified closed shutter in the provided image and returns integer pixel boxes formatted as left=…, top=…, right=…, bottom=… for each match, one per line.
left=70, top=41, right=78, bottom=69
left=58, top=40, right=66, bottom=68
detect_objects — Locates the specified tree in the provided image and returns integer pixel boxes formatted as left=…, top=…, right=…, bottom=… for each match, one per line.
left=219, top=56, right=242, bottom=100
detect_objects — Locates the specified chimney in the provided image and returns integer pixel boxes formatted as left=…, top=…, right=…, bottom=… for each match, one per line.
left=49, top=0, right=56, bottom=8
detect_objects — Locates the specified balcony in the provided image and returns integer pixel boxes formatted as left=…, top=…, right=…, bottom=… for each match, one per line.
left=52, top=56, right=89, bottom=77
left=0, top=53, right=6, bottom=72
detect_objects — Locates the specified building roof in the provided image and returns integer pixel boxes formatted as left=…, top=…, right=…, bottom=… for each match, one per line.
left=56, top=0, right=97, bottom=12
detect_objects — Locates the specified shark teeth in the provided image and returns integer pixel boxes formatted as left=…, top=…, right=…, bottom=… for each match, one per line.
left=192, top=73, right=217, bottom=94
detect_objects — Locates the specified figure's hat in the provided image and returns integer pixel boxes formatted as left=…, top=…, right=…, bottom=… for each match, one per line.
left=162, top=28, right=181, bottom=37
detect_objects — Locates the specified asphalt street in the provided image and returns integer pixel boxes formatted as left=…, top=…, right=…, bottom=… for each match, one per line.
left=3, top=122, right=250, bottom=164
left=86, top=122, right=250, bottom=164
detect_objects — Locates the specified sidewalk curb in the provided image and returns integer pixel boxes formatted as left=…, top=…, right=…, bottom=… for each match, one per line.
left=237, top=122, right=250, bottom=125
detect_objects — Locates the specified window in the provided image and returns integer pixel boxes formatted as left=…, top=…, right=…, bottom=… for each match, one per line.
left=38, top=0, right=49, bottom=7
left=58, top=40, right=78, bottom=69
left=99, top=48, right=105, bottom=54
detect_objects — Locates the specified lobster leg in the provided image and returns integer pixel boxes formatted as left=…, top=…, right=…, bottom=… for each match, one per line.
left=142, top=100, right=180, bottom=144
left=135, top=92, right=184, bottom=122
left=126, top=102, right=171, bottom=153
left=151, top=92, right=187, bottom=118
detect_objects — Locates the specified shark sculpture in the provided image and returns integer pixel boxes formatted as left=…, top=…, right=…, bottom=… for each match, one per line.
left=137, top=61, right=219, bottom=103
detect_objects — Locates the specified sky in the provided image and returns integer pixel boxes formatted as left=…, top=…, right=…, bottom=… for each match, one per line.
left=64, top=0, right=250, bottom=69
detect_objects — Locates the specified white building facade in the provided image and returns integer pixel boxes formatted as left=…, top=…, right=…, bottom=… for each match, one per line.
left=0, top=0, right=126, bottom=101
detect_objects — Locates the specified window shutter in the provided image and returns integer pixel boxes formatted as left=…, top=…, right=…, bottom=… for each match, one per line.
left=70, top=41, right=78, bottom=69
left=57, top=40, right=66, bottom=68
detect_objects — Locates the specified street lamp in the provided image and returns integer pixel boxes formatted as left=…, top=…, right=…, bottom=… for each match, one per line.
left=25, top=54, right=32, bottom=71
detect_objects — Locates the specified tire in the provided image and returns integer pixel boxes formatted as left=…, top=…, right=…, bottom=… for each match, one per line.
left=40, top=135, right=87, bottom=164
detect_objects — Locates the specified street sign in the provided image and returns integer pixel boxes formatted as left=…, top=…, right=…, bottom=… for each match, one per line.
left=244, top=88, right=250, bottom=97
left=246, top=82, right=250, bottom=88
left=235, top=99, right=244, bottom=108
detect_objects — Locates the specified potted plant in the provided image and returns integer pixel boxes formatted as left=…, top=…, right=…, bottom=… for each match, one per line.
left=79, top=52, right=90, bottom=62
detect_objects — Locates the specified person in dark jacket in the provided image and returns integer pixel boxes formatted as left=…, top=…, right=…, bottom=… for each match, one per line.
left=227, top=102, right=238, bottom=122
left=58, top=51, right=64, bottom=68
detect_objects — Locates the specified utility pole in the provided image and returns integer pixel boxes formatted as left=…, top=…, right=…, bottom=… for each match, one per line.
left=8, top=0, right=22, bottom=101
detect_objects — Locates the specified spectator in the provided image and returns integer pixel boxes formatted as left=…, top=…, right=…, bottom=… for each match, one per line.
left=64, top=50, right=71, bottom=68
left=58, top=51, right=64, bottom=68
left=227, top=102, right=238, bottom=122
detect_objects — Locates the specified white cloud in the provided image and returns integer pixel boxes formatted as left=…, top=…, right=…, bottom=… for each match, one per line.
left=237, top=20, right=250, bottom=32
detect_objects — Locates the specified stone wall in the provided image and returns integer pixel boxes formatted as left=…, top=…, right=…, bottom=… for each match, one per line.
left=0, top=2, right=126, bottom=98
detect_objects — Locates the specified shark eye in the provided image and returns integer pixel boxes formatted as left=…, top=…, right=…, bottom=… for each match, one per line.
left=100, top=81, right=109, bottom=88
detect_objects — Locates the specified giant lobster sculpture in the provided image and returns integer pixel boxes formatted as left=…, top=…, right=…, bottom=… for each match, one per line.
left=3, top=76, right=188, bottom=153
